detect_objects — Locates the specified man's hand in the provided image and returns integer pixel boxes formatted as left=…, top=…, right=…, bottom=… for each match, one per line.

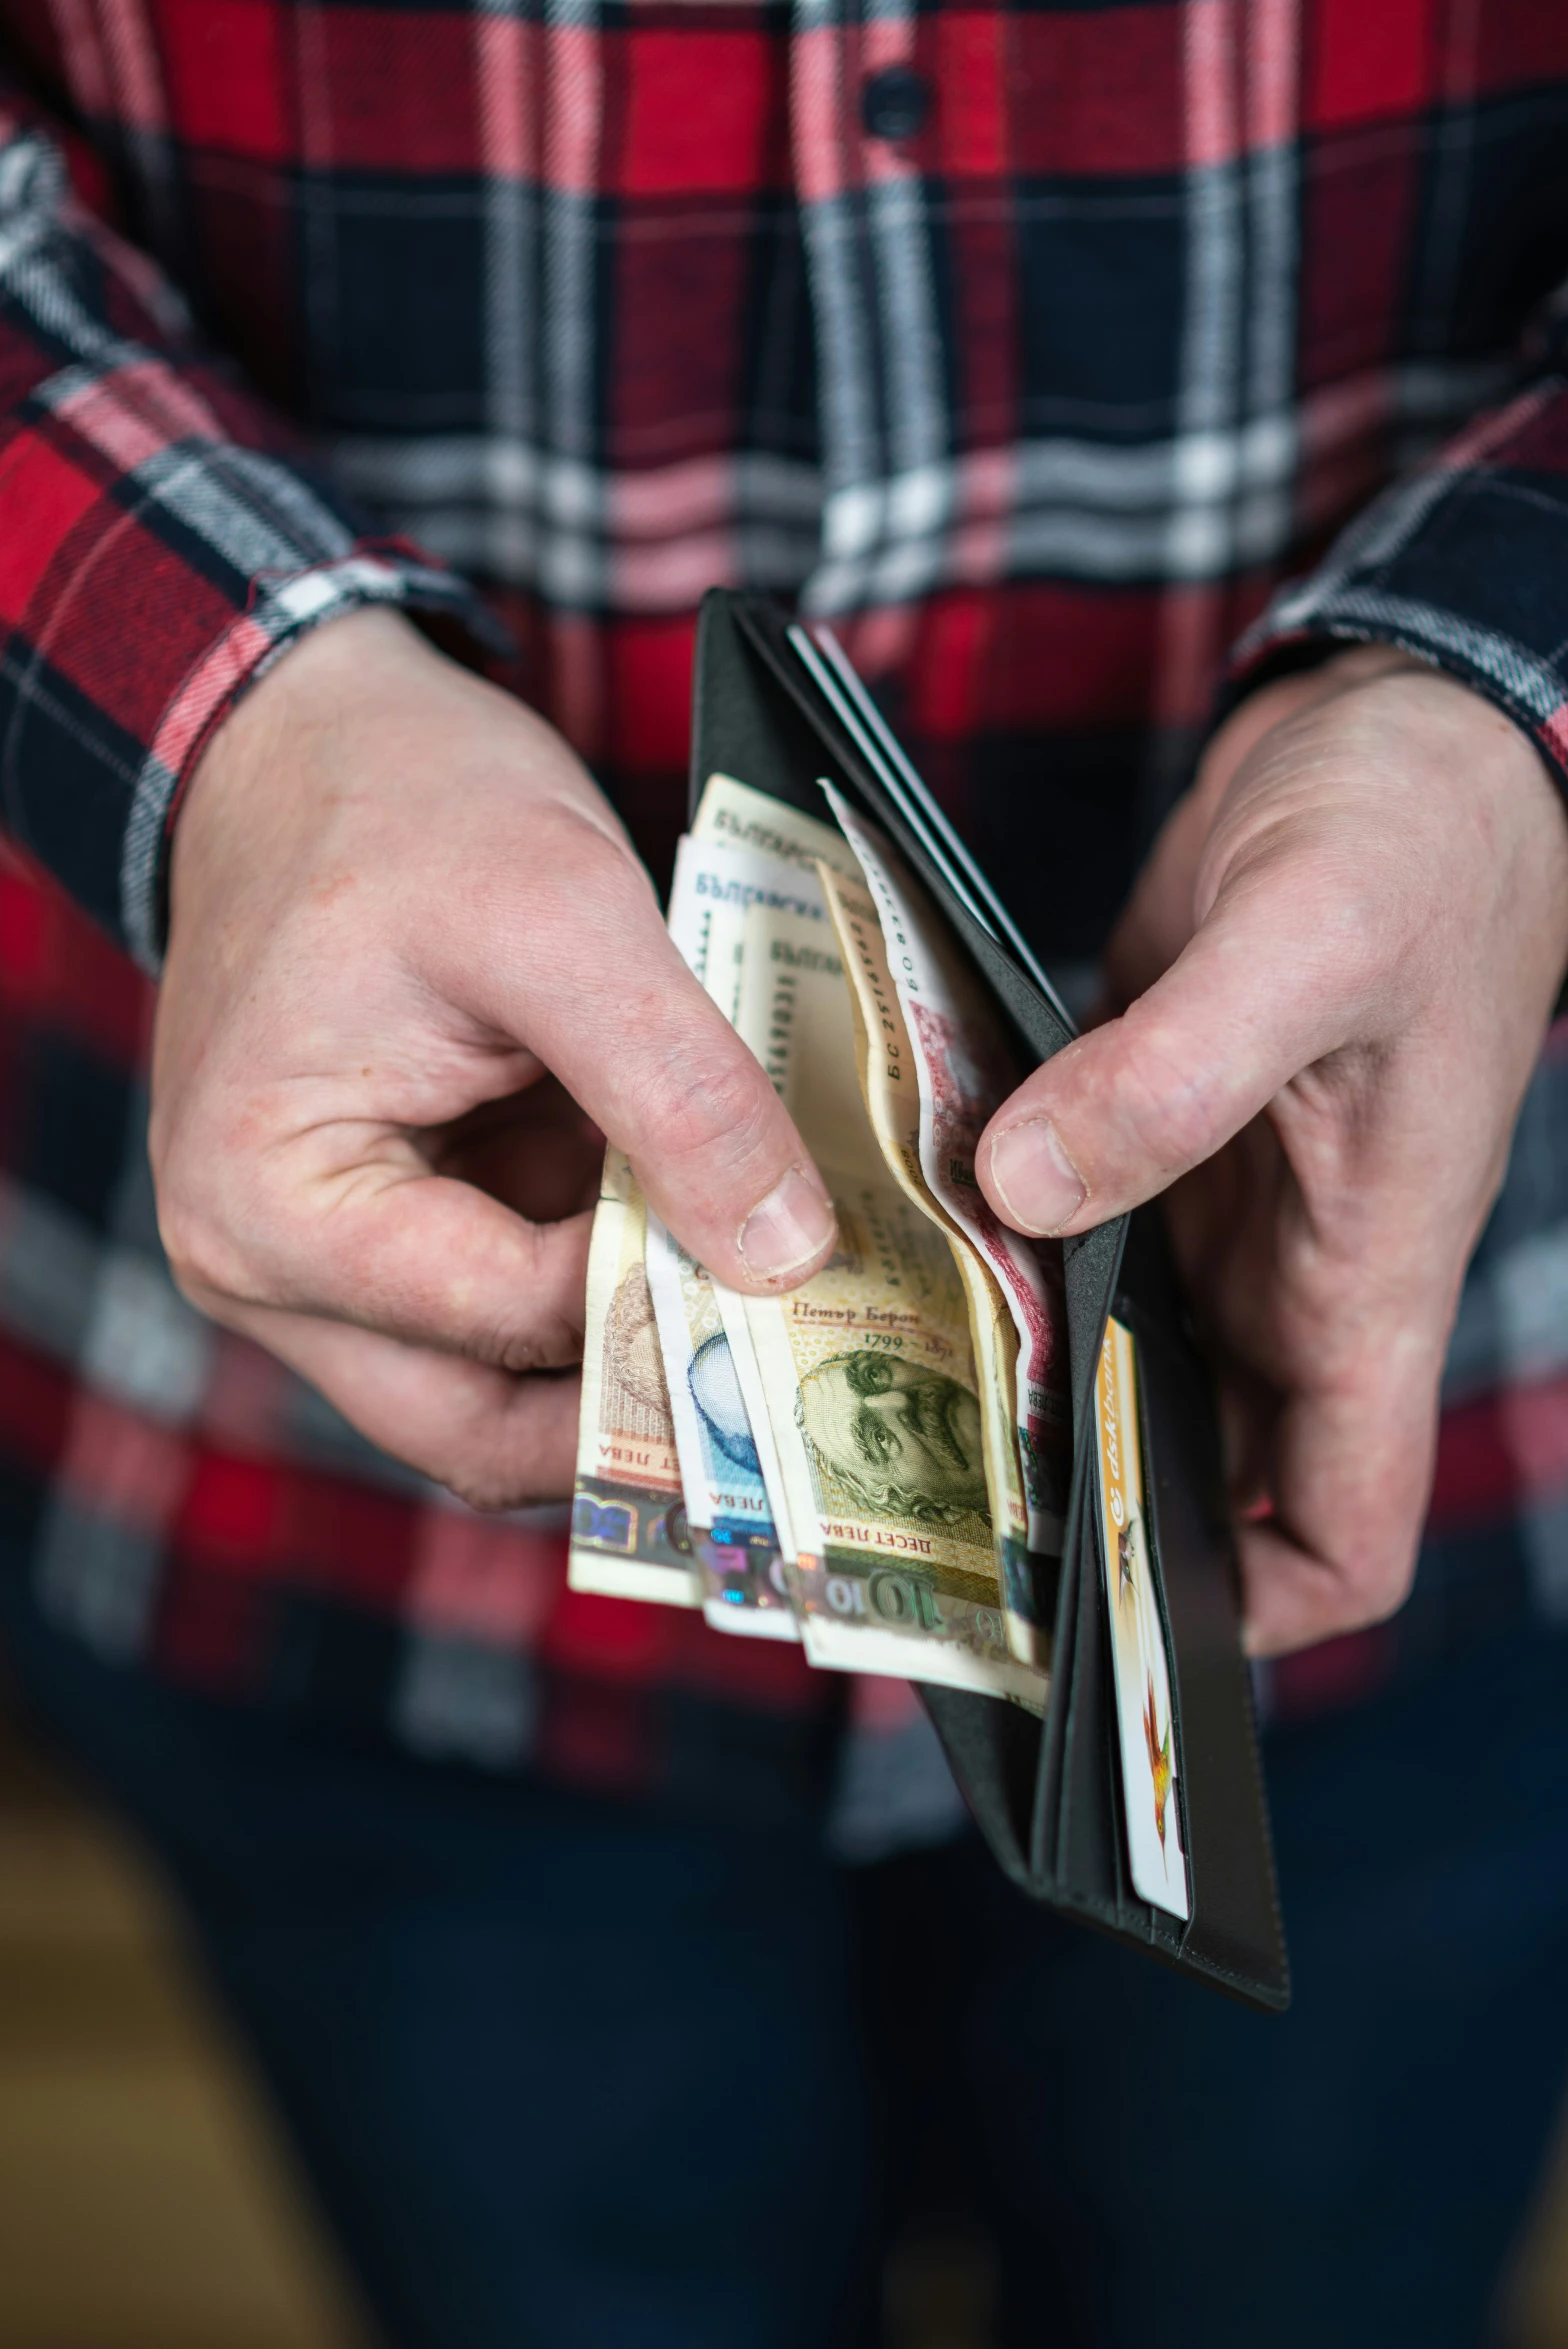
left=976, top=648, right=1568, bottom=1655
left=152, top=608, right=835, bottom=1509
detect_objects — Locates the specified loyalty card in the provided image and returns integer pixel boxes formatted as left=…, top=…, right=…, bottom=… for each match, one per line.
left=1093, top=1318, right=1189, bottom=1920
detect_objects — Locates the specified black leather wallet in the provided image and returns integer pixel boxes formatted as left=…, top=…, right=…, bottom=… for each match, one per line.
left=690, top=587, right=1289, bottom=2012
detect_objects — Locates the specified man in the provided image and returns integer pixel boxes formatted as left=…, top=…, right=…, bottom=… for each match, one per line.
left=2, top=6, right=1568, bottom=2344
left=798, top=1352, right=990, bottom=1526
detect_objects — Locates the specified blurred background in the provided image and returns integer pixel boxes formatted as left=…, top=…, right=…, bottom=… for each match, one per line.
left=0, top=1696, right=366, bottom=2349
left=1, top=1680, right=1567, bottom=2349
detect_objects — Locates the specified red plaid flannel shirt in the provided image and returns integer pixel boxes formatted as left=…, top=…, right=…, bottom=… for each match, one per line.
left=3, top=0, right=1568, bottom=1833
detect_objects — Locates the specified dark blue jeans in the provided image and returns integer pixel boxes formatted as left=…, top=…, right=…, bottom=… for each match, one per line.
left=5, top=1572, right=1568, bottom=2349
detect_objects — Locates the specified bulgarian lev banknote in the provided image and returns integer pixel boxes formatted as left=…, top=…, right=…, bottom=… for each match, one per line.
left=817, top=859, right=1044, bottom=1670
left=574, top=770, right=1052, bottom=1710
left=568, top=1145, right=701, bottom=1608
left=653, top=821, right=825, bottom=1619
left=690, top=773, right=1045, bottom=1701
left=644, top=1207, right=797, bottom=1638
left=824, top=787, right=1072, bottom=1557
left=690, top=770, right=857, bottom=878
left=731, top=892, right=1045, bottom=1710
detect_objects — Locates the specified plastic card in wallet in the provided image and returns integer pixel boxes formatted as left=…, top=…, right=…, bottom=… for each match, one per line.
left=689, top=588, right=1290, bottom=2012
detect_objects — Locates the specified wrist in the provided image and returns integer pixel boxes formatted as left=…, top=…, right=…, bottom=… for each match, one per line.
left=182, top=604, right=425, bottom=815
left=168, top=606, right=432, bottom=936
left=1212, top=637, right=1568, bottom=1027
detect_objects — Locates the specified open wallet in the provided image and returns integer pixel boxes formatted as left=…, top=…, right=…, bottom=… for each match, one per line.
left=689, top=586, right=1289, bottom=2012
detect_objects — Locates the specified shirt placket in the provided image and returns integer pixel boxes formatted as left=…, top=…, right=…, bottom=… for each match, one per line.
left=790, top=0, right=952, bottom=624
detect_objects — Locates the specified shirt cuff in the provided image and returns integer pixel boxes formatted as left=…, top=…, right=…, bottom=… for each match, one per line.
left=1227, top=381, right=1568, bottom=793
left=124, top=544, right=505, bottom=976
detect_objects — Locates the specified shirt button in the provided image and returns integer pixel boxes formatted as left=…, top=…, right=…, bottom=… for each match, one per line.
left=860, top=64, right=932, bottom=142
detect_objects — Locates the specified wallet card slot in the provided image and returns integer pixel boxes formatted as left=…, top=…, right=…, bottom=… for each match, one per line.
left=1111, top=1233, right=1289, bottom=2005
left=1048, top=1476, right=1137, bottom=1927
left=919, top=1681, right=1043, bottom=1896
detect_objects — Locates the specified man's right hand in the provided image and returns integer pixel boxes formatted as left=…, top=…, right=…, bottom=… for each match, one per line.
left=151, top=608, right=836, bottom=1509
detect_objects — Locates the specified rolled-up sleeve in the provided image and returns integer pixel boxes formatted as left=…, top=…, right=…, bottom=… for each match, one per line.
left=1231, top=335, right=1568, bottom=791
left=0, top=106, right=498, bottom=973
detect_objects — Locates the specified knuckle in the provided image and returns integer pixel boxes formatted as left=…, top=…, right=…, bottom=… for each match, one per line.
left=638, top=1040, right=776, bottom=1176
left=465, top=1323, right=572, bottom=1379
left=1108, top=1026, right=1227, bottom=1176
left=455, top=1247, right=582, bottom=1378
left=151, top=1096, right=270, bottom=1304
left=154, top=1188, right=248, bottom=1304
left=1329, top=1537, right=1418, bottom=1634
left=1366, top=1548, right=1420, bottom=1624
left=443, top=1466, right=523, bottom=1513
left=1307, top=872, right=1400, bottom=1002
left=531, top=812, right=650, bottom=932
left=440, top=1444, right=553, bottom=1514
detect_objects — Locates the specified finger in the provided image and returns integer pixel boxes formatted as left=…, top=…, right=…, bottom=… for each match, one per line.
left=425, top=1076, right=604, bottom=1223
left=1165, top=1136, right=1448, bottom=1653
left=168, top=1165, right=596, bottom=1376
left=445, top=819, right=836, bottom=1291
left=976, top=853, right=1373, bottom=1237
left=1236, top=1341, right=1440, bottom=1655
left=203, top=1296, right=583, bottom=1512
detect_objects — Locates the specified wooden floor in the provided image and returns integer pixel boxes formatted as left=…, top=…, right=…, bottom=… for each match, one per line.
left=1, top=1706, right=1566, bottom=2349
left=0, top=1715, right=371, bottom=2349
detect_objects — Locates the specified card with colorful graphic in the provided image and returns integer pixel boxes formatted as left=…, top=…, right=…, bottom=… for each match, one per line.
left=1093, top=1318, right=1189, bottom=1919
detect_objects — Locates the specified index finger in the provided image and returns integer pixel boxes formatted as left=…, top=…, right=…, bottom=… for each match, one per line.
left=976, top=845, right=1380, bottom=1240
left=1236, top=1342, right=1441, bottom=1656
left=451, top=821, right=836, bottom=1291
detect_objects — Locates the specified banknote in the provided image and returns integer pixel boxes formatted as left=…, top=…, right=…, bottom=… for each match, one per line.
left=1094, top=1314, right=1188, bottom=1918
left=569, top=1145, right=701, bottom=1607
left=824, top=787, right=1072, bottom=1558
left=660, top=830, right=811, bottom=1575
left=816, top=858, right=1045, bottom=1669
left=691, top=770, right=859, bottom=878
left=670, top=810, right=836, bottom=975
left=644, top=1207, right=798, bottom=1639
left=678, top=791, right=857, bottom=1575
left=732, top=894, right=1046, bottom=1709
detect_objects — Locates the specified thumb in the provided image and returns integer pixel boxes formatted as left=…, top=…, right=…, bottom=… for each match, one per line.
left=497, top=848, right=837, bottom=1291
left=976, top=863, right=1364, bottom=1236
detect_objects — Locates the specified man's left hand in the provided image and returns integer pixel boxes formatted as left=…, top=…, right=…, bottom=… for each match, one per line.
left=975, top=647, right=1568, bottom=1655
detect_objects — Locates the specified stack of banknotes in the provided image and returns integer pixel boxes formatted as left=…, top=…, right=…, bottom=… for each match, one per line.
left=568, top=772, right=1073, bottom=1713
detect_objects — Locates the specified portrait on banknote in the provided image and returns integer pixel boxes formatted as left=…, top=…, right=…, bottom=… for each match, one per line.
left=797, top=1350, right=990, bottom=1535
left=603, top=1262, right=668, bottom=1431
left=688, top=1332, right=761, bottom=1476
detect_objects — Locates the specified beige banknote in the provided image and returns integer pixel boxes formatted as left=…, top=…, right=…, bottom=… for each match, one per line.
left=691, top=770, right=859, bottom=879
left=663, top=830, right=808, bottom=1570
left=733, top=895, right=1045, bottom=1709
left=568, top=1145, right=701, bottom=1608
left=824, top=787, right=1072, bottom=1555
left=645, top=1207, right=798, bottom=1639
left=687, top=776, right=859, bottom=1581
left=817, top=860, right=1046, bottom=1668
